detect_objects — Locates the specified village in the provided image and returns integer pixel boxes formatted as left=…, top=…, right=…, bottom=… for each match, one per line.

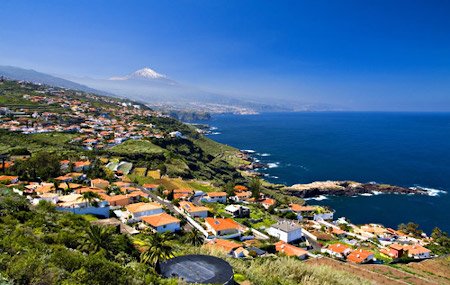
left=0, top=78, right=446, bottom=285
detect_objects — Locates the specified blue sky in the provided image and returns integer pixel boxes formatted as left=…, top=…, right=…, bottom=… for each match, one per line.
left=1, top=0, right=450, bottom=111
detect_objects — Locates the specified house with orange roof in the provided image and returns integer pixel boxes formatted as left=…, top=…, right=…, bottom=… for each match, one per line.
left=321, top=243, right=352, bottom=259
left=179, top=201, right=209, bottom=218
left=90, top=178, right=110, bottom=190
left=73, top=161, right=91, bottom=172
left=143, top=183, right=159, bottom=191
left=113, top=181, right=132, bottom=188
left=0, top=175, right=19, bottom=184
left=404, top=244, right=431, bottom=259
left=260, top=198, right=276, bottom=209
left=231, top=191, right=252, bottom=203
left=205, top=217, right=242, bottom=238
left=102, top=194, right=131, bottom=207
left=124, top=202, right=163, bottom=223
left=346, top=248, right=374, bottom=263
left=202, top=191, right=227, bottom=203
left=385, top=243, right=405, bottom=258
left=234, top=185, right=248, bottom=192
left=275, top=241, right=309, bottom=260
left=173, top=189, right=194, bottom=200
left=127, top=190, right=150, bottom=201
left=141, top=213, right=180, bottom=233
left=206, top=239, right=241, bottom=255
left=55, top=175, right=73, bottom=182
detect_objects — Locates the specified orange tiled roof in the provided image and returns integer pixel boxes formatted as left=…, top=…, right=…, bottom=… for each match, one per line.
left=207, top=191, right=227, bottom=197
left=290, top=204, right=316, bottom=212
left=261, top=198, right=276, bottom=206
left=327, top=243, right=351, bottom=254
left=234, top=185, right=248, bottom=192
left=141, top=213, right=180, bottom=227
left=347, top=248, right=373, bottom=263
left=207, top=239, right=241, bottom=252
left=126, top=202, right=162, bottom=213
left=179, top=201, right=209, bottom=213
left=275, top=241, right=308, bottom=257
left=205, top=217, right=240, bottom=232
left=404, top=244, right=430, bottom=255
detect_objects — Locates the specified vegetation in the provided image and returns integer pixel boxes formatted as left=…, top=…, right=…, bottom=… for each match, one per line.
left=0, top=190, right=175, bottom=284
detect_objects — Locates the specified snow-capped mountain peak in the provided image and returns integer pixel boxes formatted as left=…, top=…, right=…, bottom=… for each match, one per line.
left=130, top=67, right=166, bottom=79
left=109, top=67, right=167, bottom=81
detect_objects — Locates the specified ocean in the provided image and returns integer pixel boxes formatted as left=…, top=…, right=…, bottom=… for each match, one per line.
left=202, top=112, right=450, bottom=233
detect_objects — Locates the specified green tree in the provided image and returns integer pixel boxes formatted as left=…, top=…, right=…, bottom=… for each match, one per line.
left=78, top=191, right=101, bottom=207
left=398, top=222, right=423, bottom=238
left=78, top=225, right=114, bottom=256
left=13, top=151, right=61, bottom=181
left=138, top=232, right=175, bottom=268
left=249, top=177, right=262, bottom=199
left=183, top=228, right=205, bottom=246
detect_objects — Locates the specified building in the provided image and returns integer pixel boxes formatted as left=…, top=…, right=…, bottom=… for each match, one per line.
left=205, top=217, right=241, bottom=238
left=260, top=198, right=276, bottom=210
left=321, top=243, right=352, bottom=259
left=267, top=221, right=303, bottom=243
left=179, top=201, right=209, bottom=218
left=141, top=213, right=181, bottom=233
left=206, top=239, right=241, bottom=255
left=347, top=248, right=374, bottom=263
left=102, top=194, right=131, bottom=207
left=225, top=204, right=250, bottom=218
left=202, top=191, right=227, bottom=203
left=90, top=178, right=110, bottom=190
left=275, top=241, right=309, bottom=260
left=173, top=189, right=194, bottom=200
left=143, top=183, right=159, bottom=191
left=56, top=193, right=110, bottom=217
left=124, top=202, right=164, bottom=223
left=404, top=244, right=431, bottom=259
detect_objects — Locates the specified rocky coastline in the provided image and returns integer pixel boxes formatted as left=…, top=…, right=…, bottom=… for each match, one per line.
left=283, top=181, right=430, bottom=198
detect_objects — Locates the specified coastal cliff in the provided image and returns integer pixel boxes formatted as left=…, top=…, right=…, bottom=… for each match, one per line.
left=284, top=181, right=429, bottom=198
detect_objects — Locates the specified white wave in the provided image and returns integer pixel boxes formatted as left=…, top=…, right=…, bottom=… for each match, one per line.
left=260, top=153, right=271, bottom=157
left=360, top=193, right=373, bottom=197
left=210, top=127, right=218, bottom=130
left=242, top=149, right=256, bottom=153
left=304, top=195, right=328, bottom=201
left=210, top=132, right=221, bottom=135
left=372, top=191, right=382, bottom=195
left=409, top=186, right=447, bottom=197
left=267, top=162, right=279, bottom=168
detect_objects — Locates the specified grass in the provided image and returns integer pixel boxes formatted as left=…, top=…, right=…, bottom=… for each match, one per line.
left=109, top=139, right=165, bottom=155
left=179, top=246, right=371, bottom=285
left=186, top=180, right=219, bottom=192
left=0, top=131, right=80, bottom=155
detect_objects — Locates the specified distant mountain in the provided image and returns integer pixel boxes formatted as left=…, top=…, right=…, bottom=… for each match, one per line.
left=68, top=67, right=252, bottom=106
left=0, top=65, right=107, bottom=95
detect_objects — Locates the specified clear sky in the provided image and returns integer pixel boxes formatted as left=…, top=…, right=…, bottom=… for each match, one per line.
left=1, top=0, right=450, bottom=111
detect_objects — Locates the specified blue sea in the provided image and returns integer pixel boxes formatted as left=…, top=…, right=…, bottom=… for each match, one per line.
left=202, top=112, right=450, bottom=233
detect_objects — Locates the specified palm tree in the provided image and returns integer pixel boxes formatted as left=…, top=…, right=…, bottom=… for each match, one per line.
left=138, top=232, right=175, bottom=269
left=78, top=225, right=113, bottom=255
left=78, top=191, right=101, bottom=207
left=183, top=228, right=205, bottom=246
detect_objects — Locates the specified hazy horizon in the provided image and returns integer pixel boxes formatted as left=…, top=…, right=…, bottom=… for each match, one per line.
left=1, top=0, right=450, bottom=111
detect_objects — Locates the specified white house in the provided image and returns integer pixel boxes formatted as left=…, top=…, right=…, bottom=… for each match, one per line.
left=267, top=221, right=303, bottom=243
left=141, top=213, right=181, bottom=233
left=405, top=245, right=431, bottom=259
left=202, top=191, right=227, bottom=203
left=321, top=243, right=352, bottom=259
left=124, top=202, right=164, bottom=223
left=204, top=217, right=241, bottom=239
left=179, top=201, right=209, bottom=218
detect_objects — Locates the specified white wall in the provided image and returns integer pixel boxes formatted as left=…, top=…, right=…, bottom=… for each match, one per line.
left=155, top=222, right=180, bottom=233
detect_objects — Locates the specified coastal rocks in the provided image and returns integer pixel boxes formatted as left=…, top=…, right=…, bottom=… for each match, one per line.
left=284, top=181, right=429, bottom=198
